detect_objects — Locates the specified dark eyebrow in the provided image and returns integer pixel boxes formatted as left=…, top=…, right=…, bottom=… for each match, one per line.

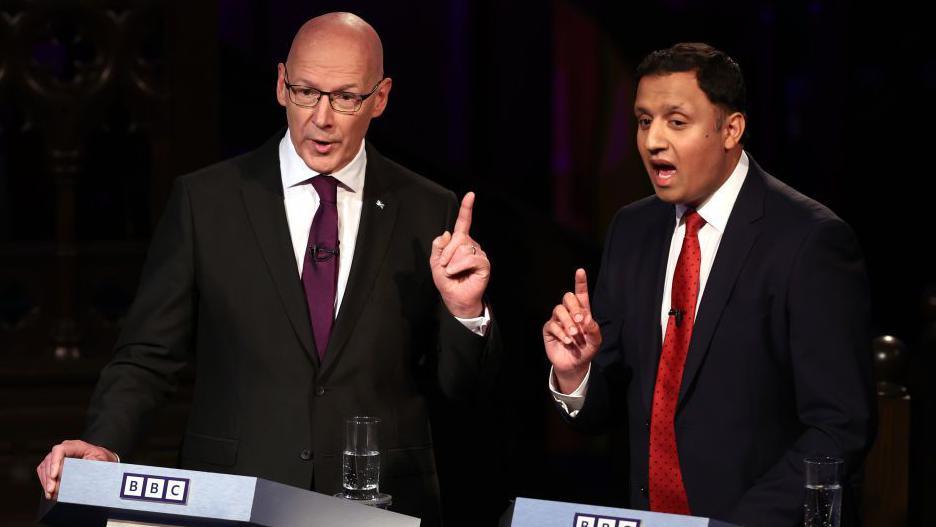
left=634, top=104, right=690, bottom=115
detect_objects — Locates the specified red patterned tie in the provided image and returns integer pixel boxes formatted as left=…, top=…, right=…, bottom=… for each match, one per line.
left=649, top=209, right=706, bottom=514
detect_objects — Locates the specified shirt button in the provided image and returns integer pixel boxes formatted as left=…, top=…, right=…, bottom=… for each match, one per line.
left=299, top=449, right=312, bottom=461
left=315, top=386, right=326, bottom=396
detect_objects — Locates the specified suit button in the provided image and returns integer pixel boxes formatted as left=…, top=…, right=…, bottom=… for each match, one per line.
left=315, top=386, right=326, bottom=396
left=645, top=420, right=650, bottom=429
left=299, top=449, right=312, bottom=461
left=640, top=485, right=648, bottom=496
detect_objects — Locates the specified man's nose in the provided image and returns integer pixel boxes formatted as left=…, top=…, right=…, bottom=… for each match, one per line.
left=644, top=121, right=667, bottom=154
left=311, top=96, right=334, bottom=128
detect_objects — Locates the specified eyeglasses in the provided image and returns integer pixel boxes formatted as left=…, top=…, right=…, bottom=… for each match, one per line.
left=283, top=66, right=383, bottom=114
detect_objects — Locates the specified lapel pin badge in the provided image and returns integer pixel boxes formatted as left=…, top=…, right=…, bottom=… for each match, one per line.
left=376, top=199, right=385, bottom=210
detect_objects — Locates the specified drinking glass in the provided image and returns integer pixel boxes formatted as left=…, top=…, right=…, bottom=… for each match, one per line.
left=804, top=456, right=843, bottom=527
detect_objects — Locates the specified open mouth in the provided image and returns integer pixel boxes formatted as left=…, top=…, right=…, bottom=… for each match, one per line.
left=650, top=160, right=677, bottom=183
left=311, top=139, right=336, bottom=154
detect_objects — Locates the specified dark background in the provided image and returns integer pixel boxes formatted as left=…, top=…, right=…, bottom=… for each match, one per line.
left=1, top=0, right=933, bottom=525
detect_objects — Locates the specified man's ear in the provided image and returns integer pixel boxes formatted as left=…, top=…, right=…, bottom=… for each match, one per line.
left=370, top=77, right=392, bottom=118
left=275, top=63, right=288, bottom=108
left=723, top=111, right=746, bottom=150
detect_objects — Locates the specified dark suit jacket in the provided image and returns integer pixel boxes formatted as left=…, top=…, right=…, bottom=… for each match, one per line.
left=570, top=156, right=874, bottom=526
left=83, top=133, right=500, bottom=525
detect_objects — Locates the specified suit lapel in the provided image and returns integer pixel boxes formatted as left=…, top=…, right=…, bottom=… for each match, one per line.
left=239, top=133, right=318, bottom=364
left=320, top=143, right=400, bottom=377
left=677, top=159, right=767, bottom=405
left=637, top=204, right=677, bottom=414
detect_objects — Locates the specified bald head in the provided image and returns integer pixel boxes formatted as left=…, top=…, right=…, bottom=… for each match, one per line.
left=287, top=12, right=384, bottom=83
left=276, top=12, right=392, bottom=175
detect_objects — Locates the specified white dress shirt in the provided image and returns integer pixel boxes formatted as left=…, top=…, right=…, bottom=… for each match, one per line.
left=550, top=152, right=750, bottom=416
left=278, top=131, right=489, bottom=334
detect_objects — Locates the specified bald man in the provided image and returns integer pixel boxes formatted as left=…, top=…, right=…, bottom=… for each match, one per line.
left=36, top=13, right=499, bottom=524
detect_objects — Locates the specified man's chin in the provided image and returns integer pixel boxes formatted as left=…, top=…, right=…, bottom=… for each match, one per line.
left=299, top=152, right=337, bottom=174
left=652, top=185, right=681, bottom=204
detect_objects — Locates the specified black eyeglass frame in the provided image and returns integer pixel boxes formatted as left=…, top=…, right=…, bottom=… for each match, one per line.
left=283, top=65, right=384, bottom=114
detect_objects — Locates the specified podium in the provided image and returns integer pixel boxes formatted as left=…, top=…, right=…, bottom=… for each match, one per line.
left=38, top=458, right=420, bottom=526
left=500, top=497, right=740, bottom=527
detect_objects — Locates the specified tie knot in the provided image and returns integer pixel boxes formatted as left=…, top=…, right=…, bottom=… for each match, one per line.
left=683, top=210, right=706, bottom=237
left=310, top=175, right=338, bottom=204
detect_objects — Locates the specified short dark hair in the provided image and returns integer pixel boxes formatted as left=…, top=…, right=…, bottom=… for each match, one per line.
left=636, top=43, right=747, bottom=116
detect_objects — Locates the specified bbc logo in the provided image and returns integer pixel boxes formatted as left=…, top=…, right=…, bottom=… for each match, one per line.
left=120, top=473, right=189, bottom=505
left=573, top=513, right=641, bottom=527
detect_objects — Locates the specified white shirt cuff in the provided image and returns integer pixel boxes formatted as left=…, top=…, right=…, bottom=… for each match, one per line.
left=454, top=305, right=491, bottom=337
left=548, top=364, right=591, bottom=417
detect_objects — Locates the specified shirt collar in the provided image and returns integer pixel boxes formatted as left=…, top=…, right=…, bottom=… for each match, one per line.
left=675, top=151, right=749, bottom=233
left=278, top=130, right=366, bottom=194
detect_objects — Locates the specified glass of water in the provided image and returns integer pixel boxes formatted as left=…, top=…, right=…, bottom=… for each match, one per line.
left=341, top=416, right=381, bottom=500
left=804, top=456, right=843, bottom=527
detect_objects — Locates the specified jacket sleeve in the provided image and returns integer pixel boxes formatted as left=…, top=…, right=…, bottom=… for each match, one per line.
left=727, top=218, right=876, bottom=526
left=83, top=177, right=198, bottom=458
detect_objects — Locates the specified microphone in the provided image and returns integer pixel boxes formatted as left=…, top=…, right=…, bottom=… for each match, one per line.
left=668, top=307, right=685, bottom=327
left=310, top=243, right=340, bottom=262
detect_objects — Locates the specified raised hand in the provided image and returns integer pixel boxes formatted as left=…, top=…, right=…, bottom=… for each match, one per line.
left=36, top=439, right=118, bottom=499
left=543, top=268, right=602, bottom=394
left=430, top=192, right=490, bottom=318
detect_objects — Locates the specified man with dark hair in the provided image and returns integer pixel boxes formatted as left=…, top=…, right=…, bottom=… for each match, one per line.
left=36, top=12, right=499, bottom=525
left=636, top=43, right=747, bottom=115
left=543, top=43, right=874, bottom=525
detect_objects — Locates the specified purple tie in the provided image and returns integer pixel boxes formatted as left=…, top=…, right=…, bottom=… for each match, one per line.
left=302, top=175, right=339, bottom=359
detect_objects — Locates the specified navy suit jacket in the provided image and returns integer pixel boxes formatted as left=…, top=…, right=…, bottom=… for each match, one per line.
left=570, top=156, right=875, bottom=526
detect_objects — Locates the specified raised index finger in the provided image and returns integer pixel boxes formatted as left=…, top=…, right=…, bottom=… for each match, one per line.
left=574, top=268, right=590, bottom=312
left=453, top=192, right=475, bottom=235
